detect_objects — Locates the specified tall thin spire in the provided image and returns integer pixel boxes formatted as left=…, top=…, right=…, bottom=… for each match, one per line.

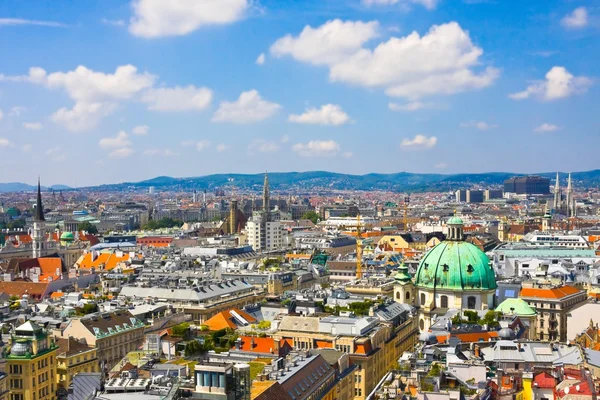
left=263, top=172, right=270, bottom=214
left=553, top=172, right=561, bottom=212
left=34, top=177, right=45, bottom=222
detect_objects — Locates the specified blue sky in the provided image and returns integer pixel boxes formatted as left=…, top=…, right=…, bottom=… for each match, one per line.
left=0, top=0, right=598, bottom=187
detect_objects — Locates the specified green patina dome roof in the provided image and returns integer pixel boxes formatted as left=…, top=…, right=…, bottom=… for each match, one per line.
left=394, top=263, right=412, bottom=282
left=495, top=298, right=536, bottom=316
left=415, top=241, right=497, bottom=291
left=447, top=216, right=464, bottom=225
left=60, top=232, right=74, bottom=241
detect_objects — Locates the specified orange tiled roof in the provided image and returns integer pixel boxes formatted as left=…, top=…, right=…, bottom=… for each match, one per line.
left=235, top=336, right=276, bottom=353
left=204, top=309, right=257, bottom=331
left=520, top=285, right=581, bottom=299
left=0, top=281, right=49, bottom=299
left=78, top=251, right=137, bottom=271
left=50, top=292, right=65, bottom=299
left=436, top=331, right=499, bottom=344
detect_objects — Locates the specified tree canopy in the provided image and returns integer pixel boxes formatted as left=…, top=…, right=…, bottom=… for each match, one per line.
left=301, top=211, right=319, bottom=224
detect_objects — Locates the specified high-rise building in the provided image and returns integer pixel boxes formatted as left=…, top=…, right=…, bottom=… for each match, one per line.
left=246, top=173, right=285, bottom=252
left=503, top=176, right=550, bottom=195
left=466, top=189, right=484, bottom=203
left=455, top=189, right=467, bottom=202
left=5, top=321, right=58, bottom=400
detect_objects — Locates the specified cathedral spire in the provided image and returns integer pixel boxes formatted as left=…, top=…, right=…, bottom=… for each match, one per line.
left=34, top=177, right=45, bottom=222
left=553, top=172, right=561, bottom=212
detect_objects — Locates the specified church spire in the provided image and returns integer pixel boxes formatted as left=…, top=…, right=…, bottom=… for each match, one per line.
left=34, top=177, right=45, bottom=222
left=263, top=172, right=270, bottom=215
left=553, top=172, right=560, bottom=212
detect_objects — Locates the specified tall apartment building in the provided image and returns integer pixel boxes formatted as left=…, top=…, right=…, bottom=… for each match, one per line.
left=5, top=321, right=58, bottom=400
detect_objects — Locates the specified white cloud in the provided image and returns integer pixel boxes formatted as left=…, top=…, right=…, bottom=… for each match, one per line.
left=289, top=104, right=351, bottom=125
left=400, top=134, right=437, bottom=149
left=249, top=139, right=279, bottom=154
left=132, top=125, right=149, bottom=135
left=281, top=135, right=290, bottom=143
left=99, top=131, right=132, bottom=149
left=0, top=138, right=9, bottom=147
left=534, top=123, right=559, bottom=133
left=272, top=21, right=498, bottom=99
left=141, top=85, right=212, bottom=111
left=216, top=143, right=229, bottom=152
left=271, top=19, right=380, bottom=66
left=8, top=106, right=26, bottom=117
left=51, top=102, right=116, bottom=133
left=196, top=140, right=211, bottom=151
left=292, top=140, right=341, bottom=157
left=129, top=0, right=250, bottom=38
left=101, top=18, right=125, bottom=26
left=109, top=148, right=134, bottom=158
left=22, top=122, right=43, bottom=130
left=0, top=109, right=3, bottom=121
left=212, top=90, right=281, bottom=124
left=389, top=101, right=434, bottom=112
left=46, top=146, right=66, bottom=161
left=256, top=53, right=265, bottom=65
left=22, top=144, right=32, bottom=152
left=509, top=66, right=592, bottom=101
left=434, top=162, right=447, bottom=169
left=143, top=148, right=177, bottom=156
left=561, top=7, right=588, bottom=29
left=459, top=120, right=498, bottom=130
left=361, top=0, right=440, bottom=10
left=0, top=18, right=66, bottom=27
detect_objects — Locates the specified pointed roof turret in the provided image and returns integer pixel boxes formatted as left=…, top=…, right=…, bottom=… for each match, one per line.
left=34, top=178, right=45, bottom=222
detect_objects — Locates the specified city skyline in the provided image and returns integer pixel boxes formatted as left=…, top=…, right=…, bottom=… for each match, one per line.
left=0, top=0, right=598, bottom=186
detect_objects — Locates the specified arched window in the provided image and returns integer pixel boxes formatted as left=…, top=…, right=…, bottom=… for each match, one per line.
left=420, top=293, right=426, bottom=306
left=405, top=292, right=411, bottom=300
left=420, top=319, right=425, bottom=330
left=396, top=291, right=400, bottom=300
left=440, top=295, right=448, bottom=308
left=468, top=296, right=477, bottom=309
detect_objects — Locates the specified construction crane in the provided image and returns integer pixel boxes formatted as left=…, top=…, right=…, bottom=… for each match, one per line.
left=356, top=213, right=363, bottom=280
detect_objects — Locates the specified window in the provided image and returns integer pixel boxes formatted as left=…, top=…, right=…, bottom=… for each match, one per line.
left=405, top=292, right=410, bottom=301
left=440, top=295, right=448, bottom=308
left=467, top=296, right=476, bottom=309
left=420, top=293, right=426, bottom=306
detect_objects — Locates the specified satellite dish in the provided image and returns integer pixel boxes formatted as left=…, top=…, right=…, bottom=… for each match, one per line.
left=565, top=387, right=570, bottom=394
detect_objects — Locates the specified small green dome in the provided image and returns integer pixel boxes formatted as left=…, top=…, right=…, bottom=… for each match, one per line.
left=415, top=241, right=497, bottom=291
left=60, top=232, right=74, bottom=241
left=495, top=298, right=536, bottom=316
left=447, top=216, right=464, bottom=225
left=394, top=263, right=412, bottom=282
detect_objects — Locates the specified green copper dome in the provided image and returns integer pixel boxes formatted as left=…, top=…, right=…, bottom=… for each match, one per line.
left=60, top=232, right=74, bottom=241
left=414, top=241, right=497, bottom=291
left=394, top=263, right=412, bottom=283
left=447, top=216, right=464, bottom=225
left=495, top=298, right=536, bottom=316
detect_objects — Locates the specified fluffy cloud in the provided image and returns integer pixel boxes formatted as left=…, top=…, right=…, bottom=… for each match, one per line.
left=0, top=18, right=66, bottom=27
left=141, top=85, right=212, bottom=111
left=23, top=122, right=43, bottom=130
left=534, top=123, right=559, bottom=133
left=109, top=148, right=134, bottom=158
left=50, top=102, right=116, bottom=133
left=195, top=140, right=211, bottom=151
left=561, top=7, right=588, bottom=29
left=389, top=101, right=434, bottom=112
left=256, top=53, right=265, bottom=65
left=46, top=146, right=66, bottom=162
left=8, top=107, right=26, bottom=117
left=361, top=0, right=439, bottom=10
left=288, top=104, right=351, bottom=125
left=509, top=66, right=592, bottom=101
left=132, top=125, right=149, bottom=135
left=292, top=140, right=341, bottom=157
left=212, top=90, right=281, bottom=124
left=129, top=0, right=249, bottom=38
left=248, top=139, right=279, bottom=154
left=272, top=21, right=498, bottom=99
left=216, top=143, right=229, bottom=152
left=459, top=120, right=498, bottom=130
left=400, top=134, right=437, bottom=149
left=99, top=131, right=132, bottom=149
left=271, top=19, right=380, bottom=66
left=0, top=138, right=9, bottom=147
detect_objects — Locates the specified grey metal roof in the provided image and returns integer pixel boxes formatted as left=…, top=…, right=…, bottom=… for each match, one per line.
left=118, top=280, right=253, bottom=302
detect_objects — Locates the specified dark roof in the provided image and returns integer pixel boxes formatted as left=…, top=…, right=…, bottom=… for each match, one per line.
left=80, top=310, right=141, bottom=335
left=56, top=337, right=94, bottom=357
left=34, top=179, right=45, bottom=222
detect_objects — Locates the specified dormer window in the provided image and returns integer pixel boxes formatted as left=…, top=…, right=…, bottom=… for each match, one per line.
left=442, top=264, right=449, bottom=272
left=467, top=264, right=474, bottom=273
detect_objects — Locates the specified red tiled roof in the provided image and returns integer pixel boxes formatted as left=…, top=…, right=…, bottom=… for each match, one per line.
left=0, top=281, right=50, bottom=299
left=204, top=309, right=257, bottom=331
left=533, top=372, right=556, bottom=389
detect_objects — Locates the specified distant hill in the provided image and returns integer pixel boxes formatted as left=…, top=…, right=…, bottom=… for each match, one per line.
left=0, top=183, right=72, bottom=193
left=83, top=170, right=600, bottom=193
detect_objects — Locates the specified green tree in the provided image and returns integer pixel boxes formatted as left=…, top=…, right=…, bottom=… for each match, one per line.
left=172, top=322, right=191, bottom=337
left=78, top=221, right=98, bottom=234
left=257, top=320, right=271, bottom=330
left=480, top=310, right=502, bottom=328
left=76, top=303, right=98, bottom=315
left=143, top=217, right=183, bottom=230
left=185, top=340, right=203, bottom=356
left=301, top=211, right=320, bottom=224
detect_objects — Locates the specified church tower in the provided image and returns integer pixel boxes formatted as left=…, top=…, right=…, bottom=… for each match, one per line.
left=566, top=173, right=576, bottom=218
left=262, top=172, right=270, bottom=221
left=553, top=172, right=561, bottom=212
left=32, top=178, right=46, bottom=258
